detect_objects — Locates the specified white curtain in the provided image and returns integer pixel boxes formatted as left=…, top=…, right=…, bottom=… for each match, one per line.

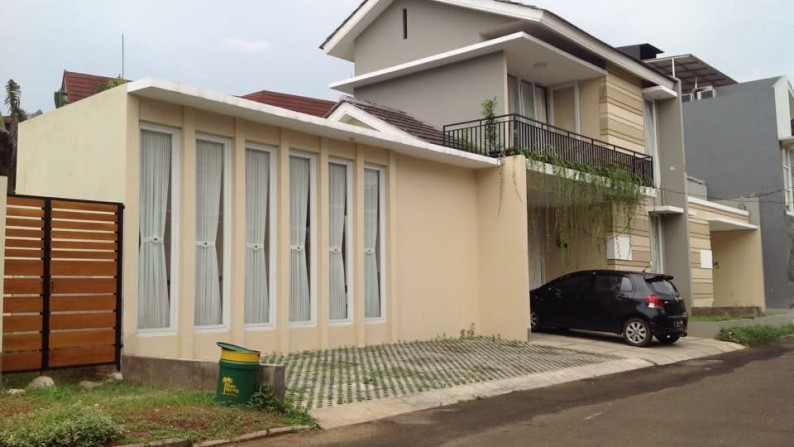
left=329, top=163, right=347, bottom=320
left=195, top=140, right=224, bottom=326
left=364, top=169, right=381, bottom=319
left=245, top=149, right=270, bottom=324
left=138, top=130, right=172, bottom=330
left=290, top=156, right=311, bottom=322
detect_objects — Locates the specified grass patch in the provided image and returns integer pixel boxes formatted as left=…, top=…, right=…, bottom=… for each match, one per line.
left=690, top=311, right=787, bottom=322
left=716, top=324, right=794, bottom=347
left=0, top=370, right=314, bottom=446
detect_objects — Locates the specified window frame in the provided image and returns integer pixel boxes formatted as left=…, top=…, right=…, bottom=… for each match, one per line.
left=644, top=99, right=661, bottom=187
left=137, top=122, right=181, bottom=336
left=193, top=133, right=233, bottom=332
left=244, top=142, right=278, bottom=330
left=364, top=165, right=387, bottom=323
left=329, top=158, right=354, bottom=325
left=289, top=151, right=318, bottom=327
left=549, top=83, right=581, bottom=133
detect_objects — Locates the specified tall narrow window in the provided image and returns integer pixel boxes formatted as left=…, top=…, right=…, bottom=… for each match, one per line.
left=329, top=162, right=350, bottom=321
left=402, top=8, right=408, bottom=39
left=784, top=149, right=793, bottom=213
left=245, top=147, right=272, bottom=325
left=649, top=215, right=664, bottom=273
left=138, top=127, right=176, bottom=330
left=364, top=167, right=383, bottom=319
left=195, top=137, right=227, bottom=327
left=290, top=155, right=314, bottom=323
left=644, top=100, right=660, bottom=185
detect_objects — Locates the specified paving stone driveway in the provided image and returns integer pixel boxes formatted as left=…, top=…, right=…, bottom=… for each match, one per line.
left=261, top=337, right=619, bottom=410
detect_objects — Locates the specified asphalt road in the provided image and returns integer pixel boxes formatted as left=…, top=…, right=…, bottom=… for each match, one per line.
left=246, top=338, right=794, bottom=447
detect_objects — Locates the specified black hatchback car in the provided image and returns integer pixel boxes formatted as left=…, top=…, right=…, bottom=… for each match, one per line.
left=530, top=270, right=688, bottom=347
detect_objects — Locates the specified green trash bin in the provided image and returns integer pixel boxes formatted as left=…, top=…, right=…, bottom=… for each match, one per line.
left=216, top=342, right=261, bottom=405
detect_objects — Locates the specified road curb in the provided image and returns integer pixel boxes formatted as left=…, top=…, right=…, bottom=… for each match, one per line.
left=114, top=425, right=314, bottom=447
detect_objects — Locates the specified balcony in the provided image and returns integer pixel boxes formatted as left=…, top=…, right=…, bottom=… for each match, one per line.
left=443, top=114, right=654, bottom=186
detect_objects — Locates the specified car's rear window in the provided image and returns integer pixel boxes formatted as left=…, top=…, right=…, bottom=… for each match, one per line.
left=647, top=278, right=678, bottom=296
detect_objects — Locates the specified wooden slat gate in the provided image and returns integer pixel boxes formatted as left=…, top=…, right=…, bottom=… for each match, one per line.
left=2, top=195, right=124, bottom=373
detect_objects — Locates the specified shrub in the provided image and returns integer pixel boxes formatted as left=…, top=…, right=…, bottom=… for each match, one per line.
left=0, top=403, right=121, bottom=447
left=245, top=384, right=315, bottom=427
left=716, top=324, right=794, bottom=347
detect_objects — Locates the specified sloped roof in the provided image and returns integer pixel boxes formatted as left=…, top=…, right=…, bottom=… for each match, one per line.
left=329, top=96, right=446, bottom=145
left=241, top=90, right=337, bottom=117
left=62, top=71, right=117, bottom=103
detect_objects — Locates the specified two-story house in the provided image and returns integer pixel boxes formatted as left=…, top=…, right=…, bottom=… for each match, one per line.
left=322, top=0, right=694, bottom=300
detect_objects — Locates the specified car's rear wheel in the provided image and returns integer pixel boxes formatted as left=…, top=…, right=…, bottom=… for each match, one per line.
left=530, top=310, right=540, bottom=331
left=622, top=318, right=652, bottom=347
left=657, top=334, right=680, bottom=345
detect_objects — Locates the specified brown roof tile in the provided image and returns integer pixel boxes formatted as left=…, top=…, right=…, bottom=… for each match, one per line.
left=241, top=90, right=337, bottom=117
left=332, top=96, right=446, bottom=146
left=62, top=71, right=117, bottom=103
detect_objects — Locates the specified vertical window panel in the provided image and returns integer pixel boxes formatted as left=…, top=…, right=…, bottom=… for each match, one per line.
left=364, top=168, right=383, bottom=319
left=138, top=128, right=175, bottom=330
left=329, top=162, right=350, bottom=321
left=245, top=148, right=271, bottom=325
left=195, top=138, right=225, bottom=327
left=290, top=155, right=313, bottom=323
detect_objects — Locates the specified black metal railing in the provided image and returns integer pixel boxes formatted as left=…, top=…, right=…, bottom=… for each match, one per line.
left=443, top=114, right=654, bottom=186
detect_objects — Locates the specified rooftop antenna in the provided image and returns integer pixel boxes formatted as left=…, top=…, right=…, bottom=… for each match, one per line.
left=121, top=34, right=125, bottom=78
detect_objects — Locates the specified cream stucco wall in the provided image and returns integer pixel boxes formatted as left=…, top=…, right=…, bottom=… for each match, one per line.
left=17, top=86, right=130, bottom=202
left=353, top=0, right=512, bottom=75
left=477, top=156, right=530, bottom=340
left=394, top=154, right=482, bottom=340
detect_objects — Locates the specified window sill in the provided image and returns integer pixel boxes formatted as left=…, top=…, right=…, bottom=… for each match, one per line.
left=245, top=324, right=276, bottom=332
left=194, top=325, right=229, bottom=334
left=330, top=320, right=354, bottom=327
left=136, top=329, right=178, bottom=338
left=289, top=322, right=317, bottom=329
left=365, top=318, right=386, bottom=325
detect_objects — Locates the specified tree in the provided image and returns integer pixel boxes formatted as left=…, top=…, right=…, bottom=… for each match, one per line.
left=2, top=79, right=28, bottom=192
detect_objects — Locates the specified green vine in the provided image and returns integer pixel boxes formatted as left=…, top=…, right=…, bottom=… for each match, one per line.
left=522, top=149, right=645, bottom=267
left=95, top=76, right=128, bottom=93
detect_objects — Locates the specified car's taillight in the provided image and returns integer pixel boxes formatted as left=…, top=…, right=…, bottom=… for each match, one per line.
left=647, top=294, right=665, bottom=311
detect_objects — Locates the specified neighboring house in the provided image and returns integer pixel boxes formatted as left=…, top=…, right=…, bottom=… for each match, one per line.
left=646, top=53, right=794, bottom=310
left=54, top=71, right=119, bottom=108
left=322, top=0, right=695, bottom=301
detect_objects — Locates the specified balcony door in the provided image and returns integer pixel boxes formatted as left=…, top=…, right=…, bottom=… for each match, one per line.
left=508, top=76, right=548, bottom=123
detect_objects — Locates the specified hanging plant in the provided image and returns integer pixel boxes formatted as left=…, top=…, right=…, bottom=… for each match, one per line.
left=523, top=149, right=645, bottom=267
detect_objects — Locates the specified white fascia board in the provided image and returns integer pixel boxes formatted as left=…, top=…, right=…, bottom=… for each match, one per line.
left=643, top=85, right=678, bottom=100
left=539, top=13, right=676, bottom=90
left=688, top=196, right=750, bottom=217
left=709, top=217, right=758, bottom=231
left=648, top=205, right=685, bottom=215
left=327, top=102, right=423, bottom=142
left=330, top=32, right=604, bottom=93
left=126, top=78, right=497, bottom=170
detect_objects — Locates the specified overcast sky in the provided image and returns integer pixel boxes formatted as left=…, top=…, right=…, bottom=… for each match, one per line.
left=2, top=0, right=793, bottom=114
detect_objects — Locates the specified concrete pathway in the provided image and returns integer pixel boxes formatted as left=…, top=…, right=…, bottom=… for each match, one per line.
left=309, top=332, right=743, bottom=429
